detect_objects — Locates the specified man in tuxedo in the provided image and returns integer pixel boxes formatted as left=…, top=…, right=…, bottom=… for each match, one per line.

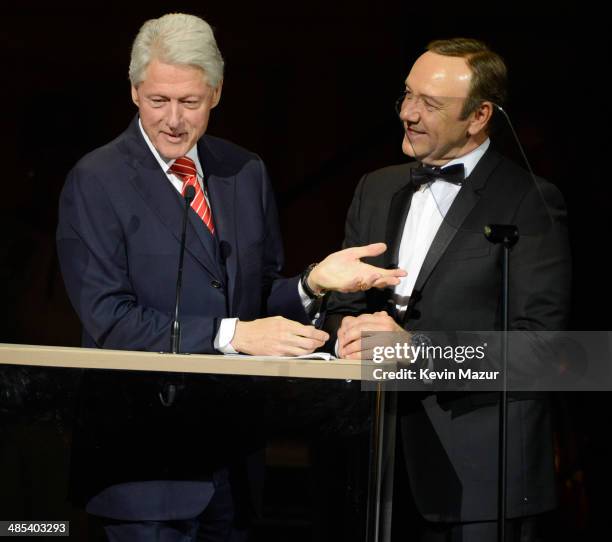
left=56, top=13, right=404, bottom=542
left=328, top=38, right=571, bottom=541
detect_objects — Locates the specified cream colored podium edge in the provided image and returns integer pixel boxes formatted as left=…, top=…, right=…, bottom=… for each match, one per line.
left=0, top=343, right=370, bottom=381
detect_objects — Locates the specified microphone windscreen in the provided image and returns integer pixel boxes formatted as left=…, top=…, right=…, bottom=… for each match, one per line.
left=184, top=185, right=196, bottom=202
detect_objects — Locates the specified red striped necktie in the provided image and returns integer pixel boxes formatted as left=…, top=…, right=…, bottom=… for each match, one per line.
left=169, top=156, right=215, bottom=235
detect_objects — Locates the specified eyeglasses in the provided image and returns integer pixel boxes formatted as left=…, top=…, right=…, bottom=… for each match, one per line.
left=394, top=91, right=407, bottom=116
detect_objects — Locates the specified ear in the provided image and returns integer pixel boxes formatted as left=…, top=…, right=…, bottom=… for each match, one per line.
left=210, top=79, right=223, bottom=109
left=131, top=85, right=140, bottom=107
left=467, top=101, right=494, bottom=136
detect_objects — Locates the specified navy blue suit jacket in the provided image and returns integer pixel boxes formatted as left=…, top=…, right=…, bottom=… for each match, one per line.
left=57, top=116, right=307, bottom=353
left=56, top=117, right=307, bottom=520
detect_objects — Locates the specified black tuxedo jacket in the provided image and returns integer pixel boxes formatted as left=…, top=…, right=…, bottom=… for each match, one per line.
left=326, top=146, right=571, bottom=522
left=56, top=117, right=308, bottom=519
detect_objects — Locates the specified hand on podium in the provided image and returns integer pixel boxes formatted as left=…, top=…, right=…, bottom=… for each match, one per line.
left=338, top=311, right=408, bottom=360
left=231, top=317, right=329, bottom=356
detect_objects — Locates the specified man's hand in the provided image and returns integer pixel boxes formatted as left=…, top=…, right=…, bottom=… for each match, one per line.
left=231, top=316, right=329, bottom=356
left=338, top=311, right=407, bottom=359
left=307, top=243, right=407, bottom=294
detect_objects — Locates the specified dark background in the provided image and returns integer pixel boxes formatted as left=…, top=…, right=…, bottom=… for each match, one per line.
left=1, top=1, right=610, bottom=539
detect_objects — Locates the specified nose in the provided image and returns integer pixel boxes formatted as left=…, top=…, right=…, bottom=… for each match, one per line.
left=167, top=101, right=182, bottom=130
left=399, top=96, right=419, bottom=124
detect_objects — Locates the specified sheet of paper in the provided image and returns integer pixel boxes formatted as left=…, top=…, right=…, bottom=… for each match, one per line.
left=224, top=352, right=336, bottom=360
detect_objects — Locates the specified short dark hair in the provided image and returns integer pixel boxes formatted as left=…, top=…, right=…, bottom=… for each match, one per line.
left=426, top=38, right=507, bottom=119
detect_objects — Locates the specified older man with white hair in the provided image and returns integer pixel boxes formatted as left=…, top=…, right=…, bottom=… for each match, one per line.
left=57, top=12, right=405, bottom=542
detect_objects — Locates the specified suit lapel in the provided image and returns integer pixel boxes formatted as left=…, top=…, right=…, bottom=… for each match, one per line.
left=385, top=170, right=417, bottom=267
left=413, top=147, right=504, bottom=294
left=198, top=138, right=239, bottom=314
left=118, top=117, right=222, bottom=280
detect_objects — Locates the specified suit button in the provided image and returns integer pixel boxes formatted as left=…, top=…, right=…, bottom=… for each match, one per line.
left=211, top=280, right=222, bottom=289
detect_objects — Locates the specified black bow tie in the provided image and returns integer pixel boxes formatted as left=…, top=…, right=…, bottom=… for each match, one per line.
left=411, top=163, right=465, bottom=188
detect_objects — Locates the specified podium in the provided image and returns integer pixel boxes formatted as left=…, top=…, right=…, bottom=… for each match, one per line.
left=0, top=344, right=396, bottom=541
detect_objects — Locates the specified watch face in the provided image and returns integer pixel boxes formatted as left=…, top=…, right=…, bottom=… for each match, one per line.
left=411, top=333, right=432, bottom=348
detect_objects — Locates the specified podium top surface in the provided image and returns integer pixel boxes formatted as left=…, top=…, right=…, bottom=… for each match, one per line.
left=0, top=343, right=369, bottom=381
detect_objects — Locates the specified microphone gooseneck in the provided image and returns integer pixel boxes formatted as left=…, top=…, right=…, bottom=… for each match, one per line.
left=170, top=185, right=196, bottom=354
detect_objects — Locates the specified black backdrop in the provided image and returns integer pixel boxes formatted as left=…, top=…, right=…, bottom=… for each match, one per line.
left=1, top=1, right=610, bottom=538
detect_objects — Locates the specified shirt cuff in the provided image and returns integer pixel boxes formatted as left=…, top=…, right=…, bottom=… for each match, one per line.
left=214, top=317, right=239, bottom=354
left=298, top=280, right=325, bottom=326
left=298, top=280, right=315, bottom=312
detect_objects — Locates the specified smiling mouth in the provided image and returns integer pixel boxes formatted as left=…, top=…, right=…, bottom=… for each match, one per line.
left=406, top=126, right=425, bottom=136
left=162, top=132, right=185, bottom=141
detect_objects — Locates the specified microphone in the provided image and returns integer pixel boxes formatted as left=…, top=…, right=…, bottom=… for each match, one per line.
left=484, top=224, right=519, bottom=248
left=170, top=185, right=196, bottom=354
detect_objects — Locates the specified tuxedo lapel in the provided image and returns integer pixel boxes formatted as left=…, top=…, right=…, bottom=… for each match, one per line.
left=385, top=173, right=417, bottom=267
left=118, top=118, right=222, bottom=280
left=413, top=147, right=504, bottom=294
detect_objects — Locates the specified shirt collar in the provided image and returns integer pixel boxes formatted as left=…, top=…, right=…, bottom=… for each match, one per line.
left=445, top=137, right=490, bottom=178
left=137, top=118, right=203, bottom=177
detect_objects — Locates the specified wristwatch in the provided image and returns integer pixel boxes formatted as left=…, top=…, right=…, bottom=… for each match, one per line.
left=410, top=332, right=433, bottom=371
left=410, top=333, right=432, bottom=349
left=300, top=263, right=327, bottom=299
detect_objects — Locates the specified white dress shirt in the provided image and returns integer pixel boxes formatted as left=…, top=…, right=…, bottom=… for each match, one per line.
left=138, top=120, right=312, bottom=353
left=393, top=139, right=490, bottom=316
left=335, top=139, right=491, bottom=356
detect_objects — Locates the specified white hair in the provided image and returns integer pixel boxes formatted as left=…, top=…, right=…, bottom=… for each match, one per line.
left=129, top=13, right=224, bottom=88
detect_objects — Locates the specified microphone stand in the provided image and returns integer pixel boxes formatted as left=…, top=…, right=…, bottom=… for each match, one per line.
left=484, top=224, right=519, bottom=542
left=170, top=186, right=196, bottom=354
left=160, top=186, right=195, bottom=408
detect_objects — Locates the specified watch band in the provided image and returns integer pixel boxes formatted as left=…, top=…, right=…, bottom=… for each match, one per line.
left=300, top=263, right=327, bottom=299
